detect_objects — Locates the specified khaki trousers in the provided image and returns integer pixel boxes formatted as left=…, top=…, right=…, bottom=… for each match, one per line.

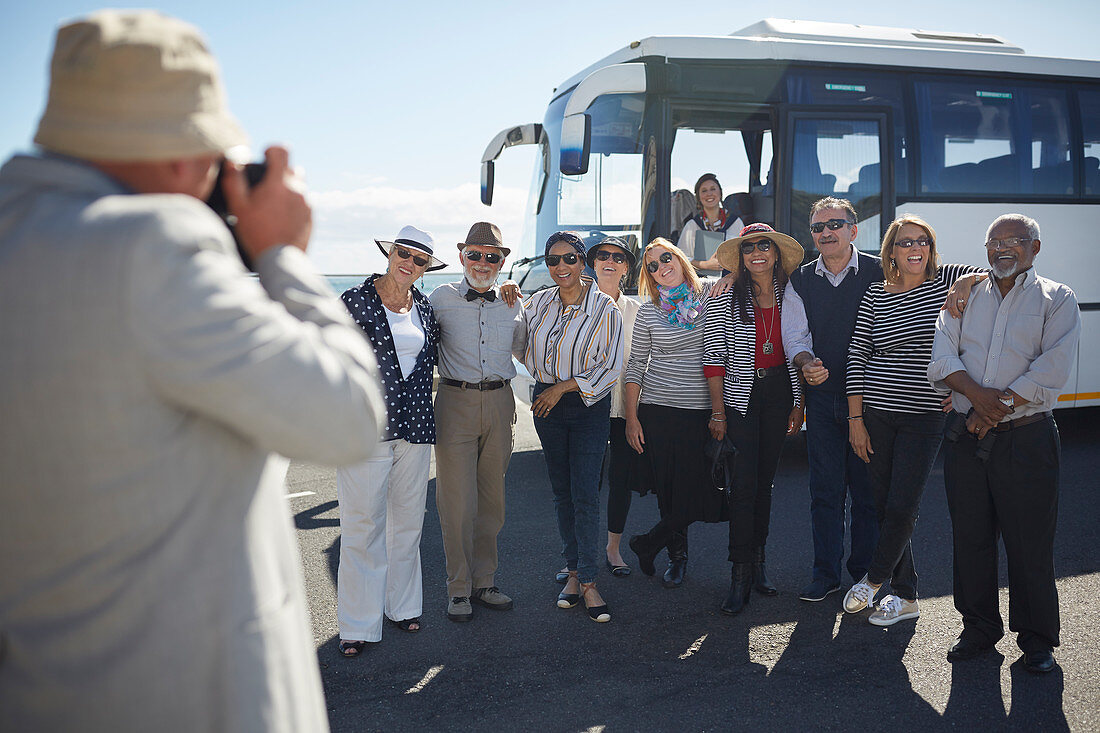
left=433, top=383, right=516, bottom=597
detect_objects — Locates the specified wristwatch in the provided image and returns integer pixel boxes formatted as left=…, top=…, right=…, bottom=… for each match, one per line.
left=999, top=395, right=1014, bottom=409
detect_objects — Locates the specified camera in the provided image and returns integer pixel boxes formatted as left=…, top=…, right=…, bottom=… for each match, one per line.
left=205, top=161, right=267, bottom=271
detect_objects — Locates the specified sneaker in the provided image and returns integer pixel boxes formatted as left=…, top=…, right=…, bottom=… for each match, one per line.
left=842, top=575, right=879, bottom=613
left=471, top=586, right=514, bottom=611
left=446, top=596, right=473, bottom=622
left=798, top=578, right=841, bottom=602
left=869, top=595, right=920, bottom=626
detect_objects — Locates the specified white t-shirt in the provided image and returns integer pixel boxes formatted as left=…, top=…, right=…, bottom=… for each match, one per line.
left=384, top=305, right=425, bottom=379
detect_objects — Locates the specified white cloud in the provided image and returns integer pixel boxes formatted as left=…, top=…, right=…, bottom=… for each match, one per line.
left=306, top=182, right=527, bottom=274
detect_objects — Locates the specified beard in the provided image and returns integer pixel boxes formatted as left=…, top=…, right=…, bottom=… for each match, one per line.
left=991, top=258, right=1018, bottom=279
left=465, top=265, right=497, bottom=290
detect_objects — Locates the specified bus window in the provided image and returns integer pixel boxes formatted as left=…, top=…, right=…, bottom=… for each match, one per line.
left=1081, top=90, right=1100, bottom=195
left=790, top=117, right=883, bottom=254
left=915, top=80, right=1072, bottom=195
left=557, top=93, right=644, bottom=229
left=669, top=128, right=752, bottom=237
left=785, top=70, right=908, bottom=195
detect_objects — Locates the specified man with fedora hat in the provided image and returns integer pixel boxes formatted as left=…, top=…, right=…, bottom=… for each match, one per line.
left=0, top=10, right=385, bottom=732
left=429, top=221, right=527, bottom=622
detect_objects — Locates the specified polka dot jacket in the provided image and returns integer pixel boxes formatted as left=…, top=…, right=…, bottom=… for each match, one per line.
left=342, top=274, right=440, bottom=444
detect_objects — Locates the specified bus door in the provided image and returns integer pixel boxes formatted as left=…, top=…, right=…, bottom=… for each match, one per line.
left=777, top=109, right=895, bottom=256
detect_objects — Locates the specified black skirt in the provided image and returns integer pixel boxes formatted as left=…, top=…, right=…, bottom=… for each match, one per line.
left=606, top=417, right=654, bottom=497
left=637, top=402, right=728, bottom=524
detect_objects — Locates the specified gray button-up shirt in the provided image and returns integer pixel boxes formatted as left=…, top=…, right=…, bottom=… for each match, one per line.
left=928, top=268, right=1080, bottom=419
left=429, top=278, right=527, bottom=382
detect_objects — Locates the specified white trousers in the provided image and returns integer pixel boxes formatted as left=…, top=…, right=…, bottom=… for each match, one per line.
left=336, top=438, right=431, bottom=641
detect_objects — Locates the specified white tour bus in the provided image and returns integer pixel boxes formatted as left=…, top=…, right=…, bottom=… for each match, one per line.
left=482, top=18, right=1100, bottom=408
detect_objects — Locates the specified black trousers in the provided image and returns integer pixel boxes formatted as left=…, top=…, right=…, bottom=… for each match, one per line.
left=724, top=373, right=792, bottom=563
left=942, top=414, right=1061, bottom=653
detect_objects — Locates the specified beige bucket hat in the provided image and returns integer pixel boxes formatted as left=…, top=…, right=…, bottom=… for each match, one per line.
left=33, top=10, right=248, bottom=161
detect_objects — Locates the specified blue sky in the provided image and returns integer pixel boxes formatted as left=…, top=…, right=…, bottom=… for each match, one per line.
left=2, top=1, right=1098, bottom=272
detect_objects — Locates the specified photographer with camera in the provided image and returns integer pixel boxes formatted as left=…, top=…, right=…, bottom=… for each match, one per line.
left=0, top=11, right=385, bottom=732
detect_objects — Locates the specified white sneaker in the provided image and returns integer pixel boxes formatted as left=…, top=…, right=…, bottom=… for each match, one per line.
left=869, top=595, right=920, bottom=626
left=842, top=575, right=879, bottom=613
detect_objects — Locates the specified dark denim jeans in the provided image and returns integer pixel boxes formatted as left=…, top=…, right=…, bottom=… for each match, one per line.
left=532, top=383, right=610, bottom=584
left=863, top=407, right=945, bottom=600
left=804, top=389, right=878, bottom=586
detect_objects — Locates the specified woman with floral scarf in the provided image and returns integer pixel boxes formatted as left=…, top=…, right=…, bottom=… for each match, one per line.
left=625, top=238, right=731, bottom=592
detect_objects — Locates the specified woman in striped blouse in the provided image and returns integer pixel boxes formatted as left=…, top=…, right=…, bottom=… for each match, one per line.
left=842, top=215, right=984, bottom=626
left=523, top=232, right=623, bottom=623
left=704, top=223, right=806, bottom=616
left=625, top=238, right=729, bottom=590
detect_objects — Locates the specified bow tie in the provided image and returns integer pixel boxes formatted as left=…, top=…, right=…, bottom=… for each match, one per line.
left=465, top=289, right=496, bottom=302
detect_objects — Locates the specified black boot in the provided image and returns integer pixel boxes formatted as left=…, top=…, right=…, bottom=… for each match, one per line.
left=752, top=546, right=778, bottom=596
left=720, top=563, right=752, bottom=616
left=662, top=531, right=688, bottom=588
left=628, top=533, right=661, bottom=577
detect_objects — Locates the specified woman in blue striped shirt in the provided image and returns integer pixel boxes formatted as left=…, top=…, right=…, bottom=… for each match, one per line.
left=842, top=215, right=984, bottom=626
left=523, top=232, right=623, bottom=623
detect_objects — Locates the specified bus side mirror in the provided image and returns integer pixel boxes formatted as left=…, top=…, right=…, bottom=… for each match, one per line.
left=560, top=113, right=592, bottom=176
left=480, top=161, right=495, bottom=206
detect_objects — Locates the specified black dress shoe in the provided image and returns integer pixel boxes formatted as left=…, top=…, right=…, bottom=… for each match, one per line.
left=947, top=636, right=993, bottom=662
left=628, top=535, right=658, bottom=577
left=662, top=557, right=686, bottom=588
left=1023, top=650, right=1056, bottom=674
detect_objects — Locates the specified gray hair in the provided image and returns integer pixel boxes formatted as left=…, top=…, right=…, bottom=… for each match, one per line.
left=809, top=197, right=858, bottom=225
left=986, top=214, right=1040, bottom=242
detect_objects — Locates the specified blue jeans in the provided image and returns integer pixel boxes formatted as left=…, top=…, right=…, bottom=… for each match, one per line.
left=532, top=384, right=610, bottom=584
left=804, top=389, right=878, bottom=586
left=863, top=407, right=945, bottom=600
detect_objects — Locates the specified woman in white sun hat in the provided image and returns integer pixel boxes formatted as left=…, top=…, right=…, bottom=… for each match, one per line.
left=335, top=225, right=445, bottom=655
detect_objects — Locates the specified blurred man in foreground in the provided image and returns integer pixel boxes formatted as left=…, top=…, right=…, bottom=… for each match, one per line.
left=0, top=10, right=385, bottom=731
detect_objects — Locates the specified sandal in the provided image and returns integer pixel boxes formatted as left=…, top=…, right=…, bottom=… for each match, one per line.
left=581, top=581, right=611, bottom=623
left=557, top=570, right=580, bottom=609
left=339, top=640, right=367, bottom=658
left=390, top=617, right=421, bottom=633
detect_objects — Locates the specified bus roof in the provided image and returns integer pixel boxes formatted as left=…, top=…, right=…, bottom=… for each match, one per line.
left=554, top=18, right=1100, bottom=96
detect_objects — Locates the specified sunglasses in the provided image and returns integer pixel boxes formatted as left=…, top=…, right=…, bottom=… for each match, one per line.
left=894, top=238, right=933, bottom=249
left=809, top=218, right=853, bottom=234
left=464, top=250, right=502, bottom=264
left=395, top=247, right=430, bottom=268
left=594, top=250, right=627, bottom=264
left=545, top=252, right=580, bottom=267
left=740, top=238, right=773, bottom=254
left=645, top=251, right=675, bottom=274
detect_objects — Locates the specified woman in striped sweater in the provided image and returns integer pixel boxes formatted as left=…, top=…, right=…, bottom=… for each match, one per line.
left=842, top=214, right=984, bottom=626
left=625, top=238, right=729, bottom=589
left=704, top=223, right=806, bottom=616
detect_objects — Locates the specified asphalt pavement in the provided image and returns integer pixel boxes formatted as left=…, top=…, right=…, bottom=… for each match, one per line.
left=287, top=404, right=1100, bottom=732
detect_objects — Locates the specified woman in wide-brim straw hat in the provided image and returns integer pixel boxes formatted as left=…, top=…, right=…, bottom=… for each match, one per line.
left=703, top=223, right=806, bottom=616
left=335, top=225, right=443, bottom=654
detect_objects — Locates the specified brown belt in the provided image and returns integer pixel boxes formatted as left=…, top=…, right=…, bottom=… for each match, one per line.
left=992, top=411, right=1052, bottom=432
left=440, top=378, right=510, bottom=391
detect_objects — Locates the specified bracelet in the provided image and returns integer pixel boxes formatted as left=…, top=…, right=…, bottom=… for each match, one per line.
left=847, top=415, right=863, bottom=421
left=710, top=415, right=726, bottom=422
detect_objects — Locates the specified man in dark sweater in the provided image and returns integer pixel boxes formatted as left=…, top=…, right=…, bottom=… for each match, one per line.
left=786, top=198, right=884, bottom=602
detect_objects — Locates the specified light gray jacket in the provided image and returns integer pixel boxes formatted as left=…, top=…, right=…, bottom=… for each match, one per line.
left=0, top=154, right=385, bottom=732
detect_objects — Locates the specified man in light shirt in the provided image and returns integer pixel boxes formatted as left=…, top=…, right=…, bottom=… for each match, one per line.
left=929, top=213, right=1080, bottom=674
left=429, top=222, right=526, bottom=622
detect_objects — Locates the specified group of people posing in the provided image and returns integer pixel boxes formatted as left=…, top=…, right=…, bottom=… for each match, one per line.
left=335, top=186, right=1080, bottom=677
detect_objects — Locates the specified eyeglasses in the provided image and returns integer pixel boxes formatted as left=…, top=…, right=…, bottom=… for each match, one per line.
left=594, top=250, right=627, bottom=264
left=646, top=251, right=675, bottom=273
left=464, top=250, right=503, bottom=264
left=985, top=237, right=1033, bottom=250
left=545, top=252, right=580, bottom=266
left=740, top=238, right=773, bottom=254
left=809, top=219, right=853, bottom=234
left=894, top=238, right=933, bottom=249
left=395, top=247, right=430, bottom=268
